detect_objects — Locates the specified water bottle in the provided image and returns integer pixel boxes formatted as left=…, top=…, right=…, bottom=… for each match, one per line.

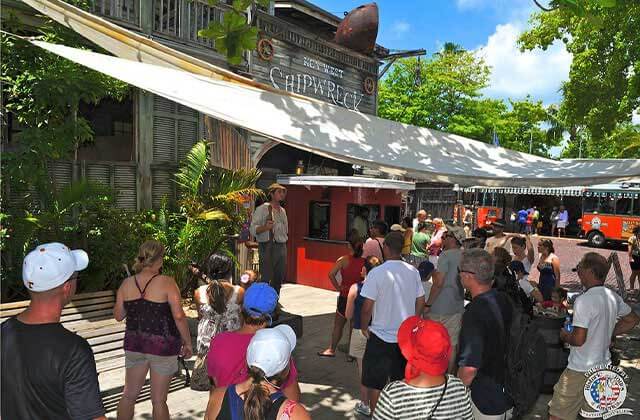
left=563, top=315, right=573, bottom=349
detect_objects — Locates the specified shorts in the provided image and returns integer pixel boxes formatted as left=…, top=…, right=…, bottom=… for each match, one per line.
left=349, top=329, right=368, bottom=359
left=471, top=400, right=513, bottom=420
left=125, top=351, right=178, bottom=376
left=336, top=295, right=348, bottom=317
left=362, top=332, right=406, bottom=390
left=427, top=312, right=462, bottom=346
left=548, top=368, right=593, bottom=420
left=556, top=221, right=567, bottom=229
left=630, top=257, right=640, bottom=271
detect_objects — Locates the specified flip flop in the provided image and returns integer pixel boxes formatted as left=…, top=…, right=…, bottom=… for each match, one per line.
left=317, top=351, right=336, bottom=358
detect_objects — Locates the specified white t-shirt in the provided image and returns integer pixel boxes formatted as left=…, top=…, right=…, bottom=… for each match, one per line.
left=568, top=286, right=632, bottom=372
left=360, top=260, right=425, bottom=343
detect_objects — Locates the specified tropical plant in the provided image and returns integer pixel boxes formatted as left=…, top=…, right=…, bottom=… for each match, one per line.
left=168, top=141, right=262, bottom=291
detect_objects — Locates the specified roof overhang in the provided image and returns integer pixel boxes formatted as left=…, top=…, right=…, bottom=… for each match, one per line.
left=277, top=175, right=415, bottom=190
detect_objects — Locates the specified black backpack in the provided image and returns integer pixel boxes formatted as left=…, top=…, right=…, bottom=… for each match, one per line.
left=502, top=296, right=547, bottom=419
left=494, top=267, right=533, bottom=316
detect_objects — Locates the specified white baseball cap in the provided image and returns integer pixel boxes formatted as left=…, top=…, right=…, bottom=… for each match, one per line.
left=22, top=242, right=89, bottom=292
left=246, top=324, right=296, bottom=378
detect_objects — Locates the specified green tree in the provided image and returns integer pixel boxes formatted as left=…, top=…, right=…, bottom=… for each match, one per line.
left=519, top=0, right=640, bottom=142
left=1, top=5, right=129, bottom=194
left=199, top=0, right=271, bottom=65
left=378, top=49, right=490, bottom=130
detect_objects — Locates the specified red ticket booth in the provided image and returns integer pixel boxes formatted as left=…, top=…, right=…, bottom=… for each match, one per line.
left=277, top=175, right=415, bottom=290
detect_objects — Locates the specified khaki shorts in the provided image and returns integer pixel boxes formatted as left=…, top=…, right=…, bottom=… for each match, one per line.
left=427, top=312, right=462, bottom=346
left=349, top=329, right=368, bottom=359
left=125, top=351, right=178, bottom=376
left=548, top=368, right=593, bottom=420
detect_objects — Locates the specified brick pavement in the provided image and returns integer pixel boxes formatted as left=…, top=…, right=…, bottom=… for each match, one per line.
left=102, top=240, right=640, bottom=419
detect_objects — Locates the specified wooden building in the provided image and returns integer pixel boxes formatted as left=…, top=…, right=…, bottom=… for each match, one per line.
left=3, top=0, right=384, bottom=209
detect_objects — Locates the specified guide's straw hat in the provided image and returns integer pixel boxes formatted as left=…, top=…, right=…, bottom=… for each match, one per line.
left=267, top=183, right=287, bottom=193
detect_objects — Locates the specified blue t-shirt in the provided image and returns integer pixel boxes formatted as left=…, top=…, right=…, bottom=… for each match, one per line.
left=517, top=209, right=528, bottom=224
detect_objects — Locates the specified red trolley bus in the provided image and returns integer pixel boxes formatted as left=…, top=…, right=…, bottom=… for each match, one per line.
left=579, top=182, right=640, bottom=247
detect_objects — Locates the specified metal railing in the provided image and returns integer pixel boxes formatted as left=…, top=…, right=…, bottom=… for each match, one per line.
left=91, top=0, right=139, bottom=25
left=154, top=0, right=225, bottom=49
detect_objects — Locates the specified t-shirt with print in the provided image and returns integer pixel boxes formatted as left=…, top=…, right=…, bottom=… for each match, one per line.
left=207, top=331, right=298, bottom=387
left=457, top=289, right=513, bottom=415
left=629, top=235, right=640, bottom=257
left=373, top=375, right=474, bottom=420
left=363, top=237, right=385, bottom=260
left=568, top=286, right=632, bottom=372
left=1, top=317, right=105, bottom=420
left=360, top=260, right=424, bottom=343
left=430, top=248, right=464, bottom=315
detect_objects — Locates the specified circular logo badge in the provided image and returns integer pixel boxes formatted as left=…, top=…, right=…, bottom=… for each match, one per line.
left=583, top=367, right=627, bottom=413
left=591, top=216, right=602, bottom=230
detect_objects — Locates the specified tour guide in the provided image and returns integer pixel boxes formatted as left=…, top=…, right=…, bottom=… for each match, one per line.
left=250, top=183, right=289, bottom=294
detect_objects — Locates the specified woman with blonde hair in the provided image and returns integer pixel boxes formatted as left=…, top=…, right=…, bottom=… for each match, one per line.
left=114, top=240, right=192, bottom=420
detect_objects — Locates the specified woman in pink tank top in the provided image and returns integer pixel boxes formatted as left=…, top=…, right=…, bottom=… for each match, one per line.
left=317, top=233, right=365, bottom=358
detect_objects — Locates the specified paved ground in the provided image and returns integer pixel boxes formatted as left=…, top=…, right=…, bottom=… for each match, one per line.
left=102, top=237, right=640, bottom=419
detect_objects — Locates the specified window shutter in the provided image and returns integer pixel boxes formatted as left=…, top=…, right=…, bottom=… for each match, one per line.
left=113, top=165, right=137, bottom=211
left=152, top=168, right=175, bottom=209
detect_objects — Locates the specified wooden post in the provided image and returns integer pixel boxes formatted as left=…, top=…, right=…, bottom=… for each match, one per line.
left=136, top=90, right=153, bottom=209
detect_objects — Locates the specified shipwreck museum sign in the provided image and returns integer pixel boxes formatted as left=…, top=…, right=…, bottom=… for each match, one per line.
left=251, top=15, right=379, bottom=115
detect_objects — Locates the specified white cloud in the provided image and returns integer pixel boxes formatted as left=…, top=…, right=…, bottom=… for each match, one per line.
left=389, top=20, right=411, bottom=38
left=455, top=0, right=485, bottom=10
left=476, top=23, right=572, bottom=103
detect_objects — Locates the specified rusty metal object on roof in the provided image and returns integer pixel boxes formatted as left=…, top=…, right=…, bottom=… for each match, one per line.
left=334, top=3, right=379, bottom=54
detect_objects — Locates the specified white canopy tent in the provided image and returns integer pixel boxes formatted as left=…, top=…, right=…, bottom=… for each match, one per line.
left=21, top=0, right=640, bottom=187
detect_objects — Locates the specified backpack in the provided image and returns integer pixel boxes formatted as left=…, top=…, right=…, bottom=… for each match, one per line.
left=494, top=268, right=533, bottom=317
left=502, top=296, right=547, bottom=419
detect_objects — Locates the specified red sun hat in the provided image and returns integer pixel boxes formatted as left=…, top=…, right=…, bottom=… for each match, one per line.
left=398, top=316, right=451, bottom=379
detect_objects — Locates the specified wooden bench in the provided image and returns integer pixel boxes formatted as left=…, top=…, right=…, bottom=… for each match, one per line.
left=0, top=290, right=127, bottom=374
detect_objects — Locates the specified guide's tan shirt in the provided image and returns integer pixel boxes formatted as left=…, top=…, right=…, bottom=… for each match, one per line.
left=250, top=203, right=288, bottom=243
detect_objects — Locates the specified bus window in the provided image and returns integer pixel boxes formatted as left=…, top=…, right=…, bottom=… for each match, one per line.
left=583, top=197, right=600, bottom=213
left=615, top=197, right=632, bottom=215
left=634, top=198, right=640, bottom=216
left=600, top=197, right=615, bottom=215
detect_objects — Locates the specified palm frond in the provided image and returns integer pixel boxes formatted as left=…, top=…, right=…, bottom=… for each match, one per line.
left=175, top=141, right=209, bottom=197
left=198, top=209, right=230, bottom=221
left=208, top=167, right=263, bottom=204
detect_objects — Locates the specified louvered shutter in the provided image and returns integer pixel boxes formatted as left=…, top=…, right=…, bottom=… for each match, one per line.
left=151, top=94, right=200, bottom=209
left=113, top=164, right=137, bottom=211
left=85, top=162, right=112, bottom=186
left=47, top=160, right=74, bottom=191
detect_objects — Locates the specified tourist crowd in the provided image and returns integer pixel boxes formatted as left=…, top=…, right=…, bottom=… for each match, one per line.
left=2, top=200, right=639, bottom=420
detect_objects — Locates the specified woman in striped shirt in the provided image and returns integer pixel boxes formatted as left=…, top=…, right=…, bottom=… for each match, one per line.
left=373, top=317, right=473, bottom=420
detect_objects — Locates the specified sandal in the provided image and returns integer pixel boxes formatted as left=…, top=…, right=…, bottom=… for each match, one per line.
left=317, top=351, right=336, bottom=358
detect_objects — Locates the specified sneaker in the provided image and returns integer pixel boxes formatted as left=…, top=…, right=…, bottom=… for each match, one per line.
left=354, top=401, right=371, bottom=417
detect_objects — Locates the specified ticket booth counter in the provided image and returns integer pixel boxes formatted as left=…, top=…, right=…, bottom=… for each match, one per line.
left=277, top=175, right=415, bottom=290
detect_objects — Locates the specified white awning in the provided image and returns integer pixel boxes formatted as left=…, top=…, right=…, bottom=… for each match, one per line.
left=277, top=175, right=415, bottom=190
left=21, top=0, right=640, bottom=187
left=463, top=179, right=640, bottom=197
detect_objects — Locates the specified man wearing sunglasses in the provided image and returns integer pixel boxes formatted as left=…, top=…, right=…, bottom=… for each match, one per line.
left=424, top=225, right=466, bottom=373
left=548, top=253, right=639, bottom=420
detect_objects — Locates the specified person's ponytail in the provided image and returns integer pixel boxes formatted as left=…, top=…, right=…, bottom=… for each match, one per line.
left=243, top=366, right=271, bottom=420
left=206, top=280, right=227, bottom=315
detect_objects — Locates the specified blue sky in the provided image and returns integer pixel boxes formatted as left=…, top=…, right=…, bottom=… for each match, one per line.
left=314, top=0, right=571, bottom=106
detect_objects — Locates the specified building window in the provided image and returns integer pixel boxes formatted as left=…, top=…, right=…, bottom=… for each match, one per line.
left=346, top=204, right=380, bottom=240
left=309, top=201, right=331, bottom=240
left=78, top=97, right=134, bottom=161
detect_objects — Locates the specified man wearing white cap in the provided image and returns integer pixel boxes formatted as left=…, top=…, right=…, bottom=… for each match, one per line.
left=1, top=242, right=106, bottom=420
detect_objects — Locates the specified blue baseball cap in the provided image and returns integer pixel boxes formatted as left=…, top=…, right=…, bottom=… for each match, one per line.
left=243, top=283, right=278, bottom=320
